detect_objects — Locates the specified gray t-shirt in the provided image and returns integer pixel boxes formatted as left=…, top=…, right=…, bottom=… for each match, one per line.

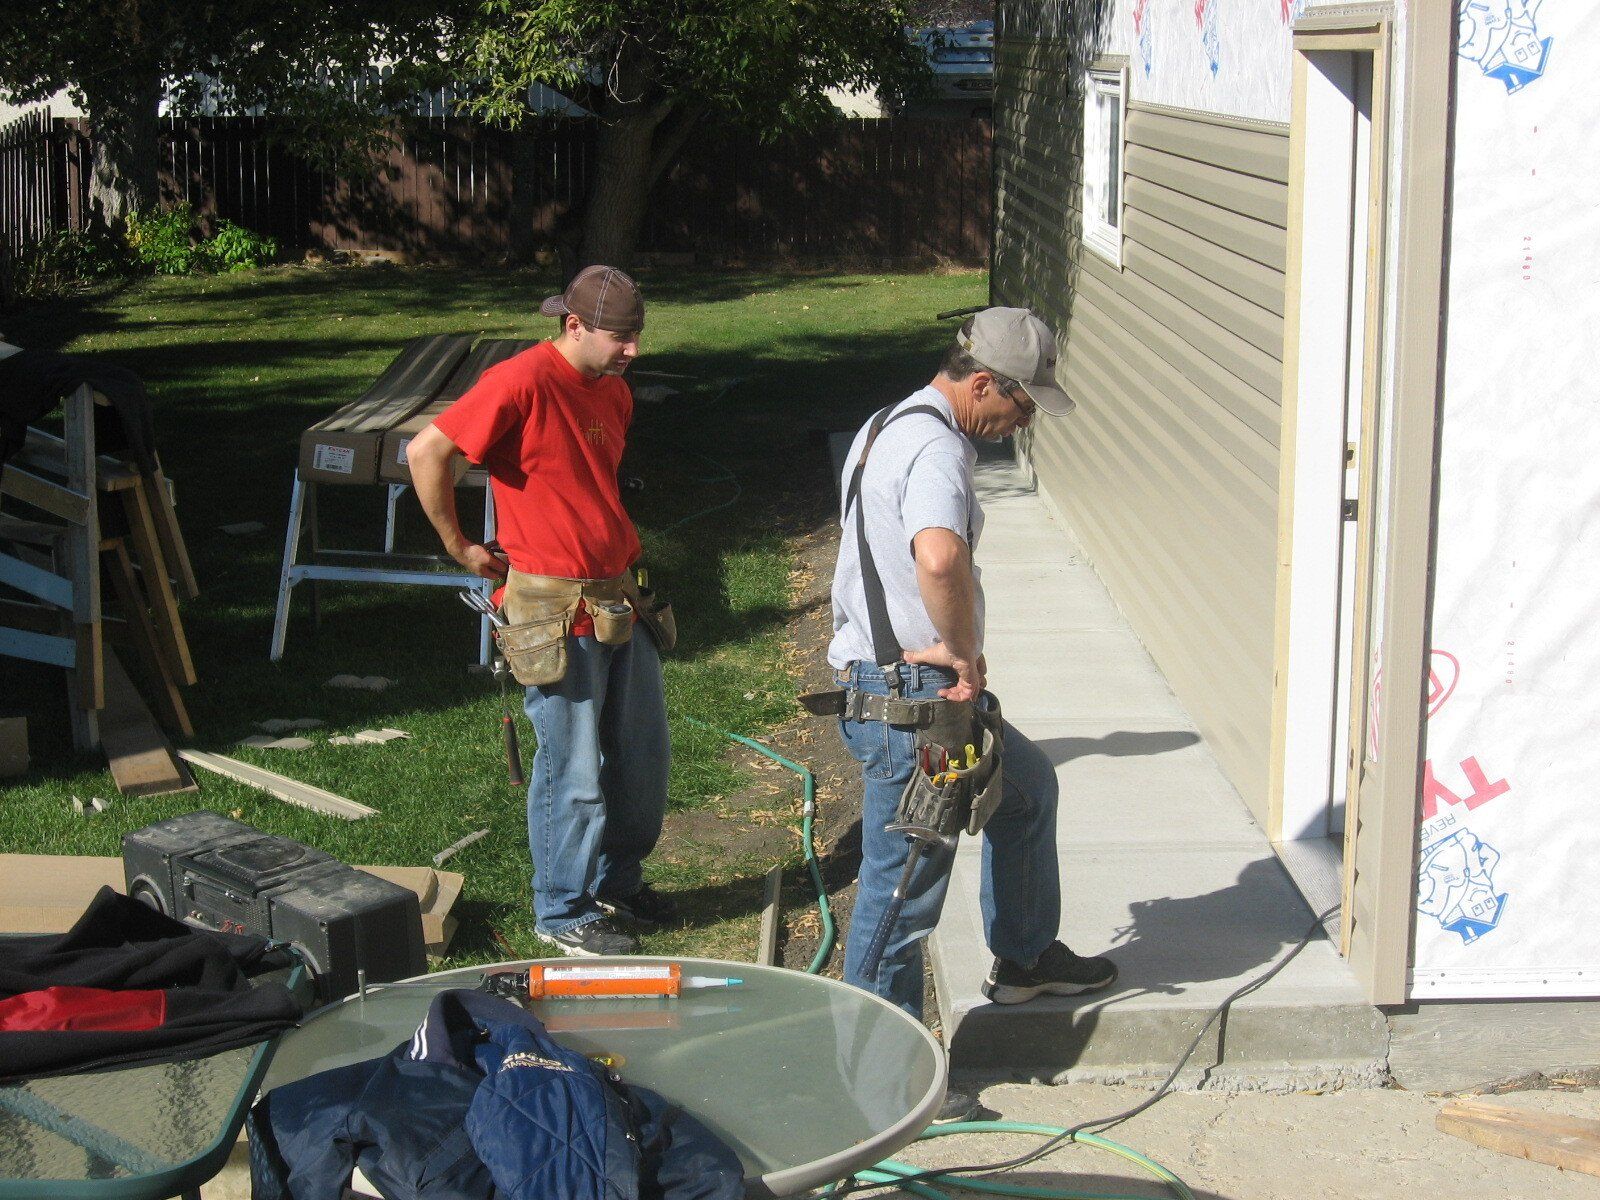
left=827, top=387, right=986, bottom=669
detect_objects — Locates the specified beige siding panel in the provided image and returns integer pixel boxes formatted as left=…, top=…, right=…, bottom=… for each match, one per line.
left=995, top=82, right=1290, bottom=821
left=1124, top=239, right=1284, bottom=359
left=1059, top=336, right=1277, bottom=574
left=1126, top=207, right=1286, bottom=316
left=1078, top=249, right=1283, bottom=407
left=1129, top=105, right=1291, bottom=183
left=1125, top=176, right=1287, bottom=273
left=1030, top=423, right=1271, bottom=791
left=1125, top=143, right=1288, bottom=227
left=1068, top=293, right=1278, bottom=486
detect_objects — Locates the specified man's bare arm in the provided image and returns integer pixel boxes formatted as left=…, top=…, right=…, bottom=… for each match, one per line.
left=407, top=424, right=508, bottom=581
left=903, top=526, right=983, bottom=701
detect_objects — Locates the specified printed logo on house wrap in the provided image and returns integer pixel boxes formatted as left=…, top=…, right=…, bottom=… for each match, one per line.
left=1459, top=0, right=1551, bottom=93
left=1133, top=0, right=1153, bottom=78
left=1413, top=651, right=1513, bottom=945
left=1194, top=0, right=1220, bottom=78
left=1419, top=830, right=1507, bottom=944
left=500, top=1051, right=574, bottom=1073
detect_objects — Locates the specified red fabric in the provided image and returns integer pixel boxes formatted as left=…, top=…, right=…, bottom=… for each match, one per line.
left=434, top=341, right=639, bottom=639
left=0, top=985, right=167, bottom=1032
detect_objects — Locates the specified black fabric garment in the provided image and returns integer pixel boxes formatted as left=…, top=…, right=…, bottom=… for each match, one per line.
left=0, top=887, right=303, bottom=1083
left=0, top=347, right=159, bottom=476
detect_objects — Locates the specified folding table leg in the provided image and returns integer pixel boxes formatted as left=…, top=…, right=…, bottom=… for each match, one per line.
left=385, top=483, right=405, bottom=553
left=307, top=478, right=322, bottom=630
left=269, top=473, right=306, bottom=661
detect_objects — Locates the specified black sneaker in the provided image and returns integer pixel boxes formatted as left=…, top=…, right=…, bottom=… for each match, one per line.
left=535, top=917, right=639, bottom=957
left=930, top=1086, right=982, bottom=1125
left=981, top=941, right=1118, bottom=1004
left=596, top=883, right=681, bottom=928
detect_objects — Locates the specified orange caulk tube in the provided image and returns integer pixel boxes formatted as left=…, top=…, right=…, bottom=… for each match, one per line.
left=528, top=963, right=682, bottom=999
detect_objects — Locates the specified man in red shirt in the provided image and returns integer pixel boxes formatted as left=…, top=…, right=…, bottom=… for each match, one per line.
left=408, top=267, right=674, bottom=956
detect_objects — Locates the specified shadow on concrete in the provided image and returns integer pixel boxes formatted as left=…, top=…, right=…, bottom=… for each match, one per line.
left=950, top=857, right=1322, bottom=1075
left=1032, top=730, right=1200, bottom=766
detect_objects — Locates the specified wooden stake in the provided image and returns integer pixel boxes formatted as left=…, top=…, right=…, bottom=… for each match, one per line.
left=176, top=749, right=377, bottom=820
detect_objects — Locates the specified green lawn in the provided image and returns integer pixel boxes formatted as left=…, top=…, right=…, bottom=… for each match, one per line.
left=0, top=263, right=985, bottom=967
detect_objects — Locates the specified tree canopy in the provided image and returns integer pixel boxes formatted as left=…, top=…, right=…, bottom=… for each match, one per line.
left=0, top=1, right=466, bottom=220
left=454, top=0, right=930, bottom=266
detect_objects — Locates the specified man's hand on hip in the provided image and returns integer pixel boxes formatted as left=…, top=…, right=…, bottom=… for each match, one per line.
left=903, top=643, right=984, bottom=702
left=457, top=542, right=510, bottom=580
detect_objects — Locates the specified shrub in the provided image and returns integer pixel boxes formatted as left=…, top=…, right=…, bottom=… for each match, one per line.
left=125, top=204, right=205, bottom=275
left=14, top=227, right=131, bottom=296
left=203, top=219, right=278, bottom=272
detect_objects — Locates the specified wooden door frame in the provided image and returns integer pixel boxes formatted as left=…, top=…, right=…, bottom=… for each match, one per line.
left=1268, top=3, right=1452, bottom=1005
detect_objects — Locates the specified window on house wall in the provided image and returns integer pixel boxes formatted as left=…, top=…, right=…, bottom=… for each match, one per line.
left=1082, top=66, right=1127, bottom=266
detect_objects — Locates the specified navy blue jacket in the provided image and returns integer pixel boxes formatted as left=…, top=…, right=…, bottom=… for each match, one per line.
left=249, top=988, right=743, bottom=1200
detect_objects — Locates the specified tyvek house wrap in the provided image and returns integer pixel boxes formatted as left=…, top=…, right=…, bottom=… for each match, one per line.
left=1411, top=1, right=1600, bottom=1000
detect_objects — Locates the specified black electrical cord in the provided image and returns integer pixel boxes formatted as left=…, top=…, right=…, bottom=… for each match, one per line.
left=832, top=902, right=1342, bottom=1198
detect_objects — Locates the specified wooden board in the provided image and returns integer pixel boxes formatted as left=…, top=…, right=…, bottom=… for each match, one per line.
left=118, top=476, right=195, bottom=686
left=101, top=537, right=193, bottom=737
left=99, top=647, right=197, bottom=798
left=1437, top=1098, right=1600, bottom=1179
left=176, top=749, right=377, bottom=820
left=144, top=468, right=199, bottom=599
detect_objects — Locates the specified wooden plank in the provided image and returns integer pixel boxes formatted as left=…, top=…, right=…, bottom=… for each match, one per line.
left=64, top=384, right=103, bottom=717
left=758, top=864, right=783, bottom=967
left=19, top=427, right=140, bottom=491
left=177, top=749, right=378, bottom=820
left=0, top=551, right=73, bottom=608
left=119, top=476, right=196, bottom=686
left=99, top=647, right=196, bottom=797
left=1436, top=1099, right=1600, bottom=1179
left=0, top=464, right=91, bottom=525
left=0, top=625, right=75, bottom=668
left=142, top=469, right=199, bottom=599
left=102, top=538, right=192, bottom=737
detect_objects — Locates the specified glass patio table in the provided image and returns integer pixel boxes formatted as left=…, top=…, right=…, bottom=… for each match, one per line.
left=263, top=956, right=946, bottom=1197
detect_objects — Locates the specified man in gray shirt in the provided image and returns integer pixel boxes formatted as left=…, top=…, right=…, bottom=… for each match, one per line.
left=827, top=309, right=1118, bottom=1067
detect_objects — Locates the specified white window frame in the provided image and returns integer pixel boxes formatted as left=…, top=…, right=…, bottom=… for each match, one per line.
left=1081, top=65, right=1128, bottom=268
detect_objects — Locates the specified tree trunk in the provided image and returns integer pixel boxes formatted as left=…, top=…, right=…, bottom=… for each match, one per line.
left=577, top=107, right=666, bottom=270
left=84, top=72, right=162, bottom=227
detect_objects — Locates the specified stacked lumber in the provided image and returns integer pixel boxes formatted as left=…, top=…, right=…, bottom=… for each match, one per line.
left=0, top=381, right=198, bottom=796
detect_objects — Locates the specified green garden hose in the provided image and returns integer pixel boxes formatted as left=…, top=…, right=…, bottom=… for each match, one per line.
left=852, top=1122, right=1195, bottom=1200
left=680, top=718, right=1196, bottom=1200
left=680, top=716, right=835, bottom=974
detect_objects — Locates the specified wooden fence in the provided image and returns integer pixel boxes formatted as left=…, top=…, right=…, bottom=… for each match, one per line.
left=0, top=111, right=991, bottom=265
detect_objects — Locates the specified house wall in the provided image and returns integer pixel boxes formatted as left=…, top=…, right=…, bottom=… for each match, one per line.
left=1410, top=2, right=1600, bottom=999
left=993, top=0, right=1299, bottom=819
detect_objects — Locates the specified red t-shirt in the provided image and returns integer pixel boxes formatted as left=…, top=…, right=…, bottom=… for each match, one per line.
left=433, top=341, right=639, bottom=635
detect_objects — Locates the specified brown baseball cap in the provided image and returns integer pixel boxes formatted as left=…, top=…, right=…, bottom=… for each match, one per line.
left=539, top=265, right=645, bottom=333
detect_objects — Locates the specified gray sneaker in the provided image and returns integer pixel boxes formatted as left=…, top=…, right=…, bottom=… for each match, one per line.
left=535, top=917, right=639, bottom=957
left=981, top=941, right=1118, bottom=1004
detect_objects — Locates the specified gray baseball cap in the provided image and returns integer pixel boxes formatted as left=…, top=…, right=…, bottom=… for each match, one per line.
left=957, top=307, right=1075, bottom=416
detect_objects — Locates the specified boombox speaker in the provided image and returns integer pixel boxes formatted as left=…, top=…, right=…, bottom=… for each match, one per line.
left=123, top=811, right=426, bottom=1001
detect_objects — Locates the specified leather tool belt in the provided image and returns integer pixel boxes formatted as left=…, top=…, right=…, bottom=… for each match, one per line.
left=494, top=569, right=630, bottom=686
left=800, top=683, right=1006, bottom=836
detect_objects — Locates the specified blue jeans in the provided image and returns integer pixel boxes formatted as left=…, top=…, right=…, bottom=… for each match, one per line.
left=839, top=661, right=1061, bottom=1018
left=524, top=631, right=670, bottom=934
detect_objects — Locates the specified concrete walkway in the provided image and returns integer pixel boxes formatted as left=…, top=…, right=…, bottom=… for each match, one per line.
left=931, top=454, right=1387, bottom=1088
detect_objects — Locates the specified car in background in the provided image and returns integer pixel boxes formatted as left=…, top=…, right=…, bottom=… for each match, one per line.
left=914, top=19, right=994, bottom=101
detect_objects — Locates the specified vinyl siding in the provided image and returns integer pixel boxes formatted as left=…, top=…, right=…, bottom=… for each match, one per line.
left=994, top=24, right=1289, bottom=822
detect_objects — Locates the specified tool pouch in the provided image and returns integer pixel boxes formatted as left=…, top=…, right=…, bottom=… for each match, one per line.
left=623, top=576, right=677, bottom=654
left=499, top=571, right=582, bottom=686
left=589, top=598, right=635, bottom=646
left=495, top=609, right=573, bottom=686
left=891, top=692, right=1005, bottom=838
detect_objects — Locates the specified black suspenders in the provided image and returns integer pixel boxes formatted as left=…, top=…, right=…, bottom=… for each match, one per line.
left=843, top=403, right=958, bottom=669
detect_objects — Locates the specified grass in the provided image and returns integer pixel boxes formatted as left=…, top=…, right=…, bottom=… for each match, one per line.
left=0, top=262, right=986, bottom=968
